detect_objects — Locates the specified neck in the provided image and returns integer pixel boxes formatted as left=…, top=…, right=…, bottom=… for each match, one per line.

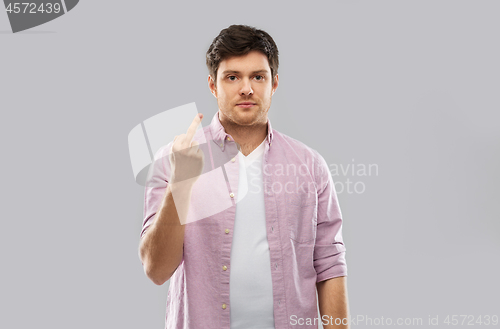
left=218, top=112, right=268, bottom=156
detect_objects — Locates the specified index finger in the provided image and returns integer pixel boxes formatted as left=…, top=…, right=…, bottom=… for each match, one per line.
left=185, top=113, right=203, bottom=142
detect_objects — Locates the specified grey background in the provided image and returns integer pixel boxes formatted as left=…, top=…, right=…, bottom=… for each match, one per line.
left=1, top=1, right=498, bottom=328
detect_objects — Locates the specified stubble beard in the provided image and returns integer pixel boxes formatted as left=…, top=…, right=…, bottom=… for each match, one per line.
left=219, top=102, right=267, bottom=128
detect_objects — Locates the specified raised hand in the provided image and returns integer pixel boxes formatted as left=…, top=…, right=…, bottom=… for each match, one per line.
left=169, top=113, right=205, bottom=184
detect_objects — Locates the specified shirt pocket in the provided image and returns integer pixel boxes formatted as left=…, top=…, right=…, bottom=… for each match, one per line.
left=286, top=198, right=317, bottom=243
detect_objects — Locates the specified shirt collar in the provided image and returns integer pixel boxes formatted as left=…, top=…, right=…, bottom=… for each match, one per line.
left=209, top=110, right=274, bottom=150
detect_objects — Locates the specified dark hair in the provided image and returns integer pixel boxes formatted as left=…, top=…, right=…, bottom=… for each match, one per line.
left=206, top=25, right=279, bottom=84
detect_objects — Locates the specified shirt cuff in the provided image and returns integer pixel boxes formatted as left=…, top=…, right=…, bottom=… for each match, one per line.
left=316, top=259, right=348, bottom=283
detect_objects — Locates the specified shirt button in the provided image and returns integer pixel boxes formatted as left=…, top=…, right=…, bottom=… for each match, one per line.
left=225, top=229, right=230, bottom=234
left=222, top=303, right=227, bottom=310
left=231, top=157, right=235, bottom=162
left=220, top=143, right=223, bottom=147
left=227, top=136, right=231, bottom=141
left=222, top=265, right=227, bottom=271
left=229, top=193, right=234, bottom=198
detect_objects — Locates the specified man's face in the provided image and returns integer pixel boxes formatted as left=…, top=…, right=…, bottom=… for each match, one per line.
left=208, top=50, right=278, bottom=127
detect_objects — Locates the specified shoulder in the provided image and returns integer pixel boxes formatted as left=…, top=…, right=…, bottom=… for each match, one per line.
left=272, top=129, right=327, bottom=166
left=272, top=129, right=331, bottom=189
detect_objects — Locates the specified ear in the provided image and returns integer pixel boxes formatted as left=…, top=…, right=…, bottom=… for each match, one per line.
left=208, top=75, right=217, bottom=98
left=272, top=74, right=279, bottom=95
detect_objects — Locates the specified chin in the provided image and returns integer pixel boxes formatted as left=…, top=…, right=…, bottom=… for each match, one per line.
left=232, top=116, right=257, bottom=126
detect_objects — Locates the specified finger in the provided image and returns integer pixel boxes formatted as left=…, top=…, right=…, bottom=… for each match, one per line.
left=170, top=137, right=178, bottom=154
left=190, top=139, right=199, bottom=152
left=172, top=134, right=185, bottom=151
left=185, top=113, right=203, bottom=142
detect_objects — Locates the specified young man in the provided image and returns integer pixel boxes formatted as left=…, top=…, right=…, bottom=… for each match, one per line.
left=139, top=25, right=350, bottom=329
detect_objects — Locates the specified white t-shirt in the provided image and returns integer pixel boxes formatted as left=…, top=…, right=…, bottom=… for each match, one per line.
left=229, top=138, right=275, bottom=329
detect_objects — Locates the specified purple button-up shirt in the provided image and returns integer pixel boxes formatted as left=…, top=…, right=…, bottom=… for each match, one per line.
left=141, top=112, right=347, bottom=329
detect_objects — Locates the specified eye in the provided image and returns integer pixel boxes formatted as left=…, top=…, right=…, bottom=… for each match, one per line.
left=228, top=75, right=237, bottom=81
left=254, top=75, right=264, bottom=81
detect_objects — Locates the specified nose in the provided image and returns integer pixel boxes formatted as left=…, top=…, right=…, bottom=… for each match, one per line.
left=239, top=78, right=253, bottom=96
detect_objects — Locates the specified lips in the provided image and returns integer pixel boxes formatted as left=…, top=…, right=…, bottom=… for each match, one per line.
left=236, top=102, right=256, bottom=108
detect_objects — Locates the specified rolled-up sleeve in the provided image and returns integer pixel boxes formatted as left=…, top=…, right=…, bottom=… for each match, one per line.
left=313, top=153, right=347, bottom=282
left=141, top=143, right=172, bottom=239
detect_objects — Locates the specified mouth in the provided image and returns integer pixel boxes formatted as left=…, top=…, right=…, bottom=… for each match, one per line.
left=236, top=102, right=256, bottom=108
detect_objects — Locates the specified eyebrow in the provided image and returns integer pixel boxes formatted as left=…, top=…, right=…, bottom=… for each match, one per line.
left=221, top=69, right=269, bottom=75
